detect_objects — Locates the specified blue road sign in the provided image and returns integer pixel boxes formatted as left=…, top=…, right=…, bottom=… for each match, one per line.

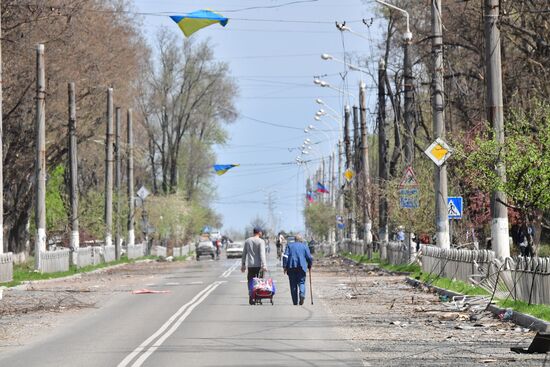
left=399, top=188, right=419, bottom=209
left=447, top=197, right=463, bottom=219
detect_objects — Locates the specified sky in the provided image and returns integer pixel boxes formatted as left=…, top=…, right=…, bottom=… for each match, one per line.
left=133, top=0, right=386, bottom=234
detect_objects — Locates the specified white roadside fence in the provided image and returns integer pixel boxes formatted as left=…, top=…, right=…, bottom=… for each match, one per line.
left=421, top=245, right=550, bottom=305
left=39, top=249, right=70, bottom=273
left=0, top=253, right=14, bottom=283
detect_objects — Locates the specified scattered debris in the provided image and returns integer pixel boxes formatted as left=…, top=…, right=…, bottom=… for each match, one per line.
left=346, top=293, right=357, bottom=300
left=132, top=289, right=171, bottom=294
left=498, top=308, right=514, bottom=321
left=511, top=332, right=550, bottom=354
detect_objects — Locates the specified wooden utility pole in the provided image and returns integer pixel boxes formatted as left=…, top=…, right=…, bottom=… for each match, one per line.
left=127, top=109, right=135, bottom=247
left=34, top=44, right=46, bottom=270
left=114, top=107, right=121, bottom=259
left=359, top=82, right=373, bottom=256
left=484, top=0, right=509, bottom=258
left=68, top=83, right=79, bottom=264
left=104, top=88, right=114, bottom=248
left=431, top=0, right=450, bottom=249
left=378, top=59, right=389, bottom=260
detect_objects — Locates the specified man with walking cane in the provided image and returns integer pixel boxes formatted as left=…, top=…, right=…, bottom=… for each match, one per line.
left=282, top=234, right=313, bottom=305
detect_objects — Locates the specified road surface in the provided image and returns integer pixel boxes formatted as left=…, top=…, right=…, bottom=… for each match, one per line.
left=0, top=251, right=362, bottom=366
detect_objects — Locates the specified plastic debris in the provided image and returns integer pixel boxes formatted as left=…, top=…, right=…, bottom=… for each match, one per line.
left=498, top=308, right=513, bottom=321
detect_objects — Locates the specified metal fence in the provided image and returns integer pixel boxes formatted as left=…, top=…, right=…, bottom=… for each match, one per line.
left=421, top=245, right=495, bottom=282
left=40, top=249, right=70, bottom=273
left=0, top=252, right=14, bottom=283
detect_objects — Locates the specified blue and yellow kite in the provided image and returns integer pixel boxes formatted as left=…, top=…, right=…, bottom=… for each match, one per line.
left=213, top=164, right=239, bottom=176
left=170, top=10, right=229, bottom=37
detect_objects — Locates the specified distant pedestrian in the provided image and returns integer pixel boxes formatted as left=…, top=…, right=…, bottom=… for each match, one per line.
left=241, top=227, right=267, bottom=305
left=283, top=234, right=313, bottom=305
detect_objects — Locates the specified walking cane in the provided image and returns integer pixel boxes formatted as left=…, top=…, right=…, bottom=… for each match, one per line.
left=309, top=267, right=313, bottom=305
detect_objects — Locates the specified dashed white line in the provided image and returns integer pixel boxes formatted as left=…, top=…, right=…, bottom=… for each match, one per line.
left=117, top=281, right=224, bottom=367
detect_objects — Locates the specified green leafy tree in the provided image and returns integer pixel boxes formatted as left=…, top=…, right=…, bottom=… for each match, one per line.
left=304, top=202, right=335, bottom=240
left=463, top=101, right=550, bottom=252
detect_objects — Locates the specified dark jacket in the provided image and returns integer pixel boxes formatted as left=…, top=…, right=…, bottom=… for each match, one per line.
left=283, top=241, right=313, bottom=273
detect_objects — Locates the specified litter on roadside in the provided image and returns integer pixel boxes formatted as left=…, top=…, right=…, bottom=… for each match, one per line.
left=132, top=289, right=171, bottom=295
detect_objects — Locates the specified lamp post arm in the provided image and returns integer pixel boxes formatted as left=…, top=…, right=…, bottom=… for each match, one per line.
left=375, top=0, right=412, bottom=40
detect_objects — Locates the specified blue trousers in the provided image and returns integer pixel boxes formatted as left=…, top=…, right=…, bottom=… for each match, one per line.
left=287, top=268, right=306, bottom=305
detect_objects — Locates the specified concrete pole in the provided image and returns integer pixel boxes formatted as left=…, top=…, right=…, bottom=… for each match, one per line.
left=34, top=44, right=46, bottom=270
left=352, top=106, right=360, bottom=242
left=114, top=107, right=121, bottom=259
left=484, top=0, right=509, bottom=258
left=431, top=0, right=450, bottom=249
left=403, top=25, right=414, bottom=167
left=104, top=88, right=114, bottom=248
left=127, top=109, right=135, bottom=247
left=337, top=141, right=343, bottom=242
left=378, top=59, right=389, bottom=260
left=343, top=105, right=352, bottom=239
left=0, top=2, right=3, bottom=254
left=359, top=82, right=373, bottom=257
left=68, top=83, right=79, bottom=264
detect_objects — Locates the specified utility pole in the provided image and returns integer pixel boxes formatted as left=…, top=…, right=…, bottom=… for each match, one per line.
left=0, top=0, right=4, bottom=254
left=34, top=44, right=46, bottom=270
left=352, top=106, right=360, bottom=242
left=403, top=28, right=414, bottom=167
left=484, top=0, right=509, bottom=258
left=431, top=0, right=450, bottom=249
left=359, top=82, right=373, bottom=257
left=343, top=105, right=352, bottom=239
left=337, top=141, right=343, bottom=242
left=127, top=109, right=135, bottom=247
left=114, top=107, right=121, bottom=259
left=104, top=88, right=114, bottom=248
left=68, top=83, right=79, bottom=265
left=378, top=59, right=389, bottom=260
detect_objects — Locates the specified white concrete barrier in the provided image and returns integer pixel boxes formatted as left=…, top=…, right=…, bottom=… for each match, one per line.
left=127, top=244, right=145, bottom=259
left=103, top=245, right=116, bottom=263
left=40, top=249, right=70, bottom=273
left=0, top=252, right=14, bottom=283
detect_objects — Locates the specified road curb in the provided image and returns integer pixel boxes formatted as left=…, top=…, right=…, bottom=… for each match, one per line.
left=405, top=276, right=550, bottom=333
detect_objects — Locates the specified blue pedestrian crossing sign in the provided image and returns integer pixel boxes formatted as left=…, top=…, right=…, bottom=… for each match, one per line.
left=447, top=197, right=463, bottom=219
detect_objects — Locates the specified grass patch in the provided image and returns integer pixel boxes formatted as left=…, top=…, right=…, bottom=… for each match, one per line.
left=497, top=299, right=550, bottom=322
left=341, top=252, right=420, bottom=273
left=417, top=272, right=489, bottom=296
left=343, top=251, right=381, bottom=264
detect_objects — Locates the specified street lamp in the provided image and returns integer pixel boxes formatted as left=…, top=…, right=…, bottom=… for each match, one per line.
left=321, top=53, right=369, bottom=74
left=313, top=79, right=356, bottom=99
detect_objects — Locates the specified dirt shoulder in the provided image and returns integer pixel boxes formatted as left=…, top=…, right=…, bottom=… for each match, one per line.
left=313, top=256, right=548, bottom=367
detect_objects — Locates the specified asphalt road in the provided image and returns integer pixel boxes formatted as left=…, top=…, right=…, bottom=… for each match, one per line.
left=0, top=251, right=362, bottom=366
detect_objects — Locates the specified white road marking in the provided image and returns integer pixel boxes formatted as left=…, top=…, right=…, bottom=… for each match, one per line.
left=219, top=261, right=240, bottom=278
left=189, top=281, right=204, bottom=285
left=117, top=281, right=224, bottom=367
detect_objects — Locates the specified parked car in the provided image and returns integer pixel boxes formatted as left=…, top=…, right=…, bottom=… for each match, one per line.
left=225, top=241, right=244, bottom=258
left=196, top=240, right=215, bottom=260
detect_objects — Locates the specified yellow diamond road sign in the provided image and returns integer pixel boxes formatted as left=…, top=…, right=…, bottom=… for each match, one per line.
left=424, top=138, right=453, bottom=166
